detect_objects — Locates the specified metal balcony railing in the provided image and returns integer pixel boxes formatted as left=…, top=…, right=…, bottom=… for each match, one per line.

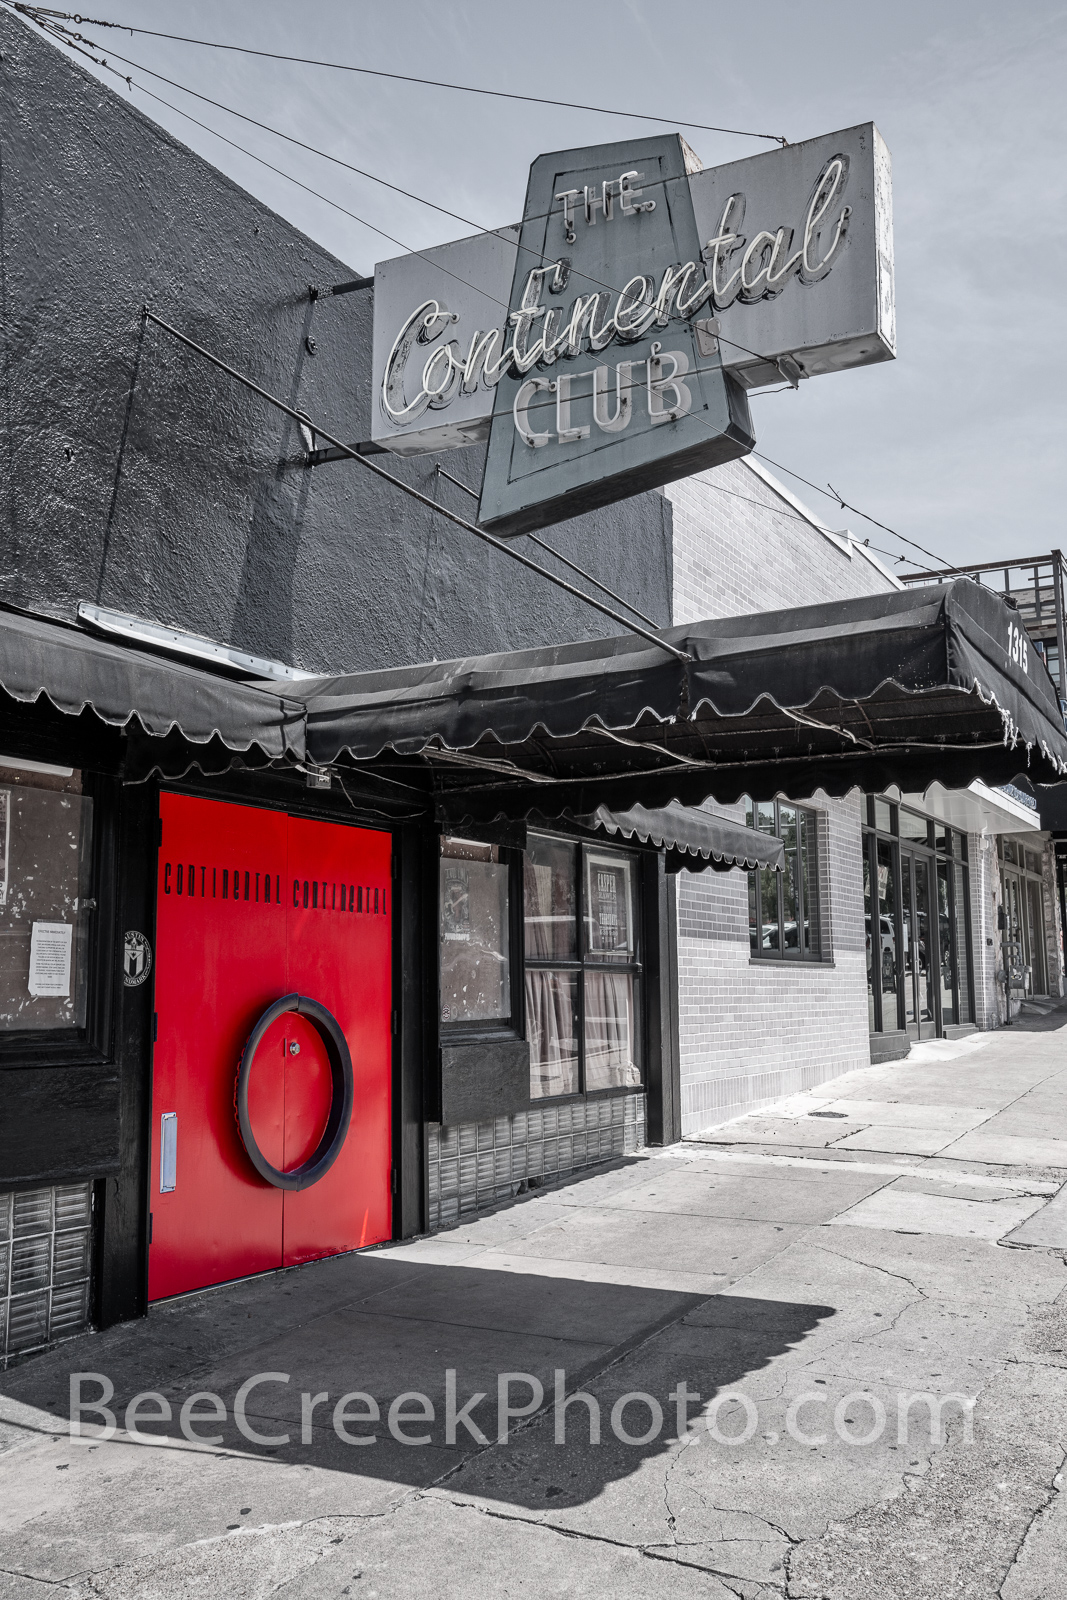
left=901, top=550, right=1067, bottom=709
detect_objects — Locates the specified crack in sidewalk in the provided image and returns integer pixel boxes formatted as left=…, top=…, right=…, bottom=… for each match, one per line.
left=996, top=1445, right=1067, bottom=1599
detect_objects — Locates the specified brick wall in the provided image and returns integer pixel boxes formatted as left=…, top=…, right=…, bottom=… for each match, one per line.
left=665, top=460, right=899, bottom=1136
left=675, top=792, right=871, bottom=1138
left=970, top=832, right=1002, bottom=1028
left=665, top=458, right=896, bottom=627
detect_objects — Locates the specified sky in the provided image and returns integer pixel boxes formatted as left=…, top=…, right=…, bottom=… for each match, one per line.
left=12, top=0, right=1067, bottom=574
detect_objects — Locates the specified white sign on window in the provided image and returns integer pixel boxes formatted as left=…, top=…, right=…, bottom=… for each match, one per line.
left=29, top=920, right=73, bottom=998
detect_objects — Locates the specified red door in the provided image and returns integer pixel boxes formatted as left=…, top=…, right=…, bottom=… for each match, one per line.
left=149, top=794, right=392, bottom=1301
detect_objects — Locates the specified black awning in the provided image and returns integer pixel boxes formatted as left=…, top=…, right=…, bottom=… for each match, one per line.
left=298, top=580, right=1067, bottom=823
left=582, top=802, right=785, bottom=874
left=0, top=609, right=305, bottom=763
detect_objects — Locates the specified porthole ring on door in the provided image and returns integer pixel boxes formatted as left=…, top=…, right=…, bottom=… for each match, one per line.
left=236, top=993, right=354, bottom=1191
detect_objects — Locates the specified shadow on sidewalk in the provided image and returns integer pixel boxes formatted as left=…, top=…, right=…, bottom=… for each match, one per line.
left=1010, top=996, right=1067, bottom=1031
left=0, top=1248, right=834, bottom=1510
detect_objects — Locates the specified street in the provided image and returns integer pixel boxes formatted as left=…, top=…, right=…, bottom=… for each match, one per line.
left=3, top=1011, right=1067, bottom=1599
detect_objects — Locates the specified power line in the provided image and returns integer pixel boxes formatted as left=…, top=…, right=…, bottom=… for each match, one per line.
left=691, top=478, right=926, bottom=569
left=113, top=51, right=947, bottom=573
left=10, top=6, right=946, bottom=574
left=751, top=452, right=952, bottom=569
left=87, top=74, right=523, bottom=309
left=433, top=465, right=664, bottom=624
left=11, top=9, right=802, bottom=379
left=10, top=5, right=789, bottom=146
left=139, top=309, right=693, bottom=665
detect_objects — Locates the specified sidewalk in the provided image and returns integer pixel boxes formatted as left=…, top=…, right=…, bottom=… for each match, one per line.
left=2, top=1018, right=1067, bottom=1599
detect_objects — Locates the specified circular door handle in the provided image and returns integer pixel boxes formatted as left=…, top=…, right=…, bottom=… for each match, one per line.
left=236, top=993, right=354, bottom=1191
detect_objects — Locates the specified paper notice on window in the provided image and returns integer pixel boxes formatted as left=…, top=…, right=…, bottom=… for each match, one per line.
left=29, top=920, right=73, bottom=997
left=441, top=864, right=471, bottom=941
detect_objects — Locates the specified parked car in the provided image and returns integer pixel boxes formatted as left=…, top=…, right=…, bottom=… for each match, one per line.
left=866, top=912, right=897, bottom=987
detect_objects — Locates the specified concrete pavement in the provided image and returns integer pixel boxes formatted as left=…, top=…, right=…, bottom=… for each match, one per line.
left=2, top=1013, right=1067, bottom=1598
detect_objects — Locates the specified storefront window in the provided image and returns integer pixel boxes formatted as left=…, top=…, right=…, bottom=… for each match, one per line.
left=936, top=860, right=955, bottom=1025
left=524, top=836, right=579, bottom=1096
left=874, top=798, right=894, bottom=834
left=899, top=807, right=932, bottom=848
left=865, top=836, right=901, bottom=1033
left=999, top=836, right=1048, bottom=998
left=524, top=835, right=641, bottom=1099
left=864, top=848, right=875, bottom=1031
left=864, top=796, right=973, bottom=1034
left=439, top=838, right=511, bottom=1025
left=0, top=768, right=93, bottom=1033
left=953, top=860, right=974, bottom=1023
left=746, top=800, right=821, bottom=960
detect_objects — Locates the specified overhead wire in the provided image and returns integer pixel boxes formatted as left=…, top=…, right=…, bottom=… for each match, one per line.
left=9, top=5, right=789, bottom=145
left=139, top=308, right=693, bottom=664
left=437, top=460, right=924, bottom=575
left=8, top=4, right=949, bottom=574
left=7, top=9, right=815, bottom=377
left=751, top=451, right=951, bottom=568
left=433, top=467, right=663, bottom=625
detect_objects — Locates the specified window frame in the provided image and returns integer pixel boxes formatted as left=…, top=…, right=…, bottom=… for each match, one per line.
left=863, top=796, right=975, bottom=1033
left=746, top=798, right=824, bottom=963
left=523, top=830, right=644, bottom=1101
left=0, top=769, right=117, bottom=1070
left=436, top=836, right=525, bottom=1044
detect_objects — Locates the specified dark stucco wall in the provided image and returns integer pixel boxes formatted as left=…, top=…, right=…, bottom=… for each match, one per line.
left=0, top=14, right=672, bottom=674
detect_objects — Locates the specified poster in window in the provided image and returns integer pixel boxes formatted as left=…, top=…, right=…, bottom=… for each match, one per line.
left=0, top=788, right=8, bottom=907
left=585, top=854, right=633, bottom=958
left=441, top=863, right=471, bottom=942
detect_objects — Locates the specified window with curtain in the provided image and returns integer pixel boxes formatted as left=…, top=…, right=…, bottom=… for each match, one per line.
left=745, top=799, right=821, bottom=961
left=523, top=834, right=642, bottom=1100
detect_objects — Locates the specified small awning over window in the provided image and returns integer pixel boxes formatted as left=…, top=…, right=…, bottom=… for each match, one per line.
left=582, top=802, right=786, bottom=874
left=0, top=608, right=305, bottom=764
left=297, top=580, right=1067, bottom=824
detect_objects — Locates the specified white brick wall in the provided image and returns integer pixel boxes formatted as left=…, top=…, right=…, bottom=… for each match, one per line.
left=970, top=832, right=1002, bottom=1028
left=665, top=459, right=899, bottom=1137
left=675, top=791, right=872, bottom=1138
left=666, top=458, right=896, bottom=627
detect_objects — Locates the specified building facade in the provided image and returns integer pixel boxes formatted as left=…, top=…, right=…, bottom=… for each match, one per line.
left=1, top=13, right=1065, bottom=1367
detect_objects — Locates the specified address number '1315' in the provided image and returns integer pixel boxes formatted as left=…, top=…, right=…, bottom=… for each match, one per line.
left=1007, top=623, right=1029, bottom=674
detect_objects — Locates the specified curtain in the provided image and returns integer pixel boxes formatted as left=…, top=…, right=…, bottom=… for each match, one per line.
left=525, top=969, right=578, bottom=1097
left=584, top=971, right=639, bottom=1091
left=524, top=860, right=554, bottom=960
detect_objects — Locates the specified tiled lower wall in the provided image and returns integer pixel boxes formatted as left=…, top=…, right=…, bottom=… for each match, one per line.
left=1, top=1182, right=93, bottom=1368
left=426, top=1090, right=646, bottom=1230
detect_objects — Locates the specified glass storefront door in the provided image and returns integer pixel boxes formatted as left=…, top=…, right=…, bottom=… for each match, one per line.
left=936, top=861, right=956, bottom=1027
left=1025, top=878, right=1047, bottom=995
left=901, top=851, right=936, bottom=1039
left=864, top=798, right=974, bottom=1040
left=1002, top=866, right=1049, bottom=998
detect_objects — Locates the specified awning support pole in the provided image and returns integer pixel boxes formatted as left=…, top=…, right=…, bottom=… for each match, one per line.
left=140, top=309, right=692, bottom=666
